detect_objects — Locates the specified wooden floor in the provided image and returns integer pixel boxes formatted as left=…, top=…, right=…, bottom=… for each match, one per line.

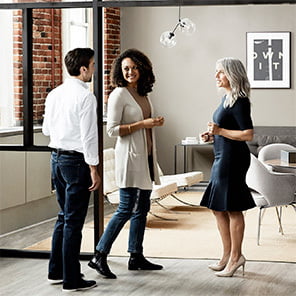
left=1, top=192, right=295, bottom=295
left=1, top=256, right=295, bottom=296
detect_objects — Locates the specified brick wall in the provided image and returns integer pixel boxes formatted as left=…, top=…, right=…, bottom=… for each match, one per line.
left=104, top=7, right=120, bottom=105
left=13, top=8, right=62, bottom=125
left=32, top=9, right=62, bottom=123
left=12, top=10, right=23, bottom=125
left=13, top=7, right=120, bottom=125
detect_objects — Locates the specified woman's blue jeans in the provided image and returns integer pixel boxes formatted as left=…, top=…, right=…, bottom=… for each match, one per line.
left=48, top=152, right=91, bottom=285
left=96, top=187, right=151, bottom=254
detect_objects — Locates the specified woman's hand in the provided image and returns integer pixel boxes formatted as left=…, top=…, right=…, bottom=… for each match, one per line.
left=207, top=122, right=253, bottom=141
left=200, top=131, right=214, bottom=143
left=120, top=116, right=165, bottom=137
left=207, top=122, right=221, bottom=136
left=143, top=116, right=165, bottom=128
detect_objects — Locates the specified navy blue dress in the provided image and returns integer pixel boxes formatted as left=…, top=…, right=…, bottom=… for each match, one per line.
left=200, top=96, right=256, bottom=212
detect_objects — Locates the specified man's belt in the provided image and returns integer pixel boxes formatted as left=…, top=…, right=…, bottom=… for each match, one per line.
left=52, top=148, right=83, bottom=156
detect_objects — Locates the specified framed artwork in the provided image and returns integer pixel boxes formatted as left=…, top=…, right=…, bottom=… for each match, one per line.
left=246, top=32, right=291, bottom=88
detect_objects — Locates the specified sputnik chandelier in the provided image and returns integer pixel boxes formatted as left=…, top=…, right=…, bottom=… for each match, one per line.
left=160, top=6, right=196, bottom=48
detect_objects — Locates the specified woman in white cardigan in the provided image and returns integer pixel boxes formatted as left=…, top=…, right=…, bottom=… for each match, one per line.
left=89, top=49, right=164, bottom=279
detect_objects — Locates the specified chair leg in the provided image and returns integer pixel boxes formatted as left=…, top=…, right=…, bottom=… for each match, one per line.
left=257, top=207, right=263, bottom=246
left=104, top=195, right=118, bottom=210
left=275, top=207, right=284, bottom=235
left=170, top=193, right=200, bottom=207
left=154, top=200, right=186, bottom=215
left=148, top=211, right=178, bottom=221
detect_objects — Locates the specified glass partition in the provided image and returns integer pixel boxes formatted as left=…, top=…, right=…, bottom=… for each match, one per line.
left=34, top=7, right=93, bottom=145
left=0, top=7, right=94, bottom=251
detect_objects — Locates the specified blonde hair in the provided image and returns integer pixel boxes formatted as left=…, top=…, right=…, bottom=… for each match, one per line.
left=216, top=57, right=250, bottom=108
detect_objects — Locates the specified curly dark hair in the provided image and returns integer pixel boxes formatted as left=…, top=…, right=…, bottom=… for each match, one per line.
left=64, top=48, right=94, bottom=76
left=110, top=48, right=155, bottom=96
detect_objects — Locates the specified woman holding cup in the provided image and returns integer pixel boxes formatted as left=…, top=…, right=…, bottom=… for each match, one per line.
left=200, top=57, right=255, bottom=277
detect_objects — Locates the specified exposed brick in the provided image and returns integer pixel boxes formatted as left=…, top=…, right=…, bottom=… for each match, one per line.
left=13, top=7, right=63, bottom=122
left=13, top=6, right=120, bottom=122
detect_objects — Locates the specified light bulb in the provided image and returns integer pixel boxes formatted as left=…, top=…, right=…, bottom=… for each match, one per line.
left=160, top=31, right=177, bottom=48
left=180, top=18, right=196, bottom=35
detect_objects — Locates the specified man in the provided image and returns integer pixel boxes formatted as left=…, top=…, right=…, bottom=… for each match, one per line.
left=42, top=48, right=100, bottom=292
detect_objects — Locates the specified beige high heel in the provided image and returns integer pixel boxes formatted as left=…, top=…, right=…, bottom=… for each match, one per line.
left=208, top=262, right=227, bottom=271
left=208, top=256, right=230, bottom=271
left=215, top=255, right=246, bottom=277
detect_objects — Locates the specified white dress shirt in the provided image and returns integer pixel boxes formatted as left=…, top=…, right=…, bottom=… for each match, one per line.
left=42, top=78, right=99, bottom=166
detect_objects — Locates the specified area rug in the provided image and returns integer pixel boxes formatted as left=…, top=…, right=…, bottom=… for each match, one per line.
left=26, top=191, right=296, bottom=263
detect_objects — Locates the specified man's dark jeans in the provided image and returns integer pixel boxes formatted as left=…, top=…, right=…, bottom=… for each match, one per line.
left=48, top=151, right=91, bottom=286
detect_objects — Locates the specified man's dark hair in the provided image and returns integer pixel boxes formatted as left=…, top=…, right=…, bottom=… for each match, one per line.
left=110, top=48, right=155, bottom=96
left=64, top=48, right=94, bottom=76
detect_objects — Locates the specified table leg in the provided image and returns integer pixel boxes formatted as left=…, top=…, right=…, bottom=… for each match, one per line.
left=184, top=145, right=187, bottom=173
left=174, top=145, right=177, bottom=174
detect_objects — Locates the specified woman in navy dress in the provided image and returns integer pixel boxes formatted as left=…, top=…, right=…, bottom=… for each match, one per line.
left=200, top=57, right=255, bottom=277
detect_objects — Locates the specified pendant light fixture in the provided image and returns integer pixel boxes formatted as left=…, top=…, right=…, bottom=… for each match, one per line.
left=160, top=6, right=196, bottom=48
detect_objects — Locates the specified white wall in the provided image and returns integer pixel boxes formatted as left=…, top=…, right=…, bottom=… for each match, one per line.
left=0, top=127, right=115, bottom=234
left=121, top=4, right=296, bottom=175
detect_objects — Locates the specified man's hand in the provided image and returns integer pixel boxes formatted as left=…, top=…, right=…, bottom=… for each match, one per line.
left=88, top=165, right=101, bottom=191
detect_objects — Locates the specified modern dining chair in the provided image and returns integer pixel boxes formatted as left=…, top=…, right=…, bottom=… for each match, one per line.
left=246, top=153, right=296, bottom=245
left=258, top=143, right=296, bottom=173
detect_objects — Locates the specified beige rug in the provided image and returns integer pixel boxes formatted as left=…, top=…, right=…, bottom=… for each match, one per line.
left=26, top=191, right=296, bottom=263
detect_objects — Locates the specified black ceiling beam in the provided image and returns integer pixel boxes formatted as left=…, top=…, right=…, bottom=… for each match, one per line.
left=0, top=0, right=294, bottom=10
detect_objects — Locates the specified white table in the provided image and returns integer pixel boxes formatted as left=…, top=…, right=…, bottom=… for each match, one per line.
left=174, top=142, right=213, bottom=174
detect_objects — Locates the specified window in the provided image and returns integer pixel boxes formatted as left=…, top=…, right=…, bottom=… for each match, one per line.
left=0, top=10, right=16, bottom=129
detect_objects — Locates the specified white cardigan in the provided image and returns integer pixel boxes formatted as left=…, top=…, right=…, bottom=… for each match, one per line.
left=107, top=87, right=160, bottom=190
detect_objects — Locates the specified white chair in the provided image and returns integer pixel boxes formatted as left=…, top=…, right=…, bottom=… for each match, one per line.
left=103, top=148, right=121, bottom=205
left=258, top=143, right=296, bottom=173
left=246, top=153, right=296, bottom=245
left=158, top=165, right=203, bottom=206
left=103, top=148, right=178, bottom=221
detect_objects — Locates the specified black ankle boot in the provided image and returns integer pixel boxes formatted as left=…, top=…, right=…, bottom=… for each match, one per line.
left=128, top=253, right=163, bottom=271
left=88, top=251, right=116, bottom=279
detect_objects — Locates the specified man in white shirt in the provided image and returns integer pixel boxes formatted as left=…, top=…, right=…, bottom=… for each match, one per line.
left=42, top=48, right=100, bottom=292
